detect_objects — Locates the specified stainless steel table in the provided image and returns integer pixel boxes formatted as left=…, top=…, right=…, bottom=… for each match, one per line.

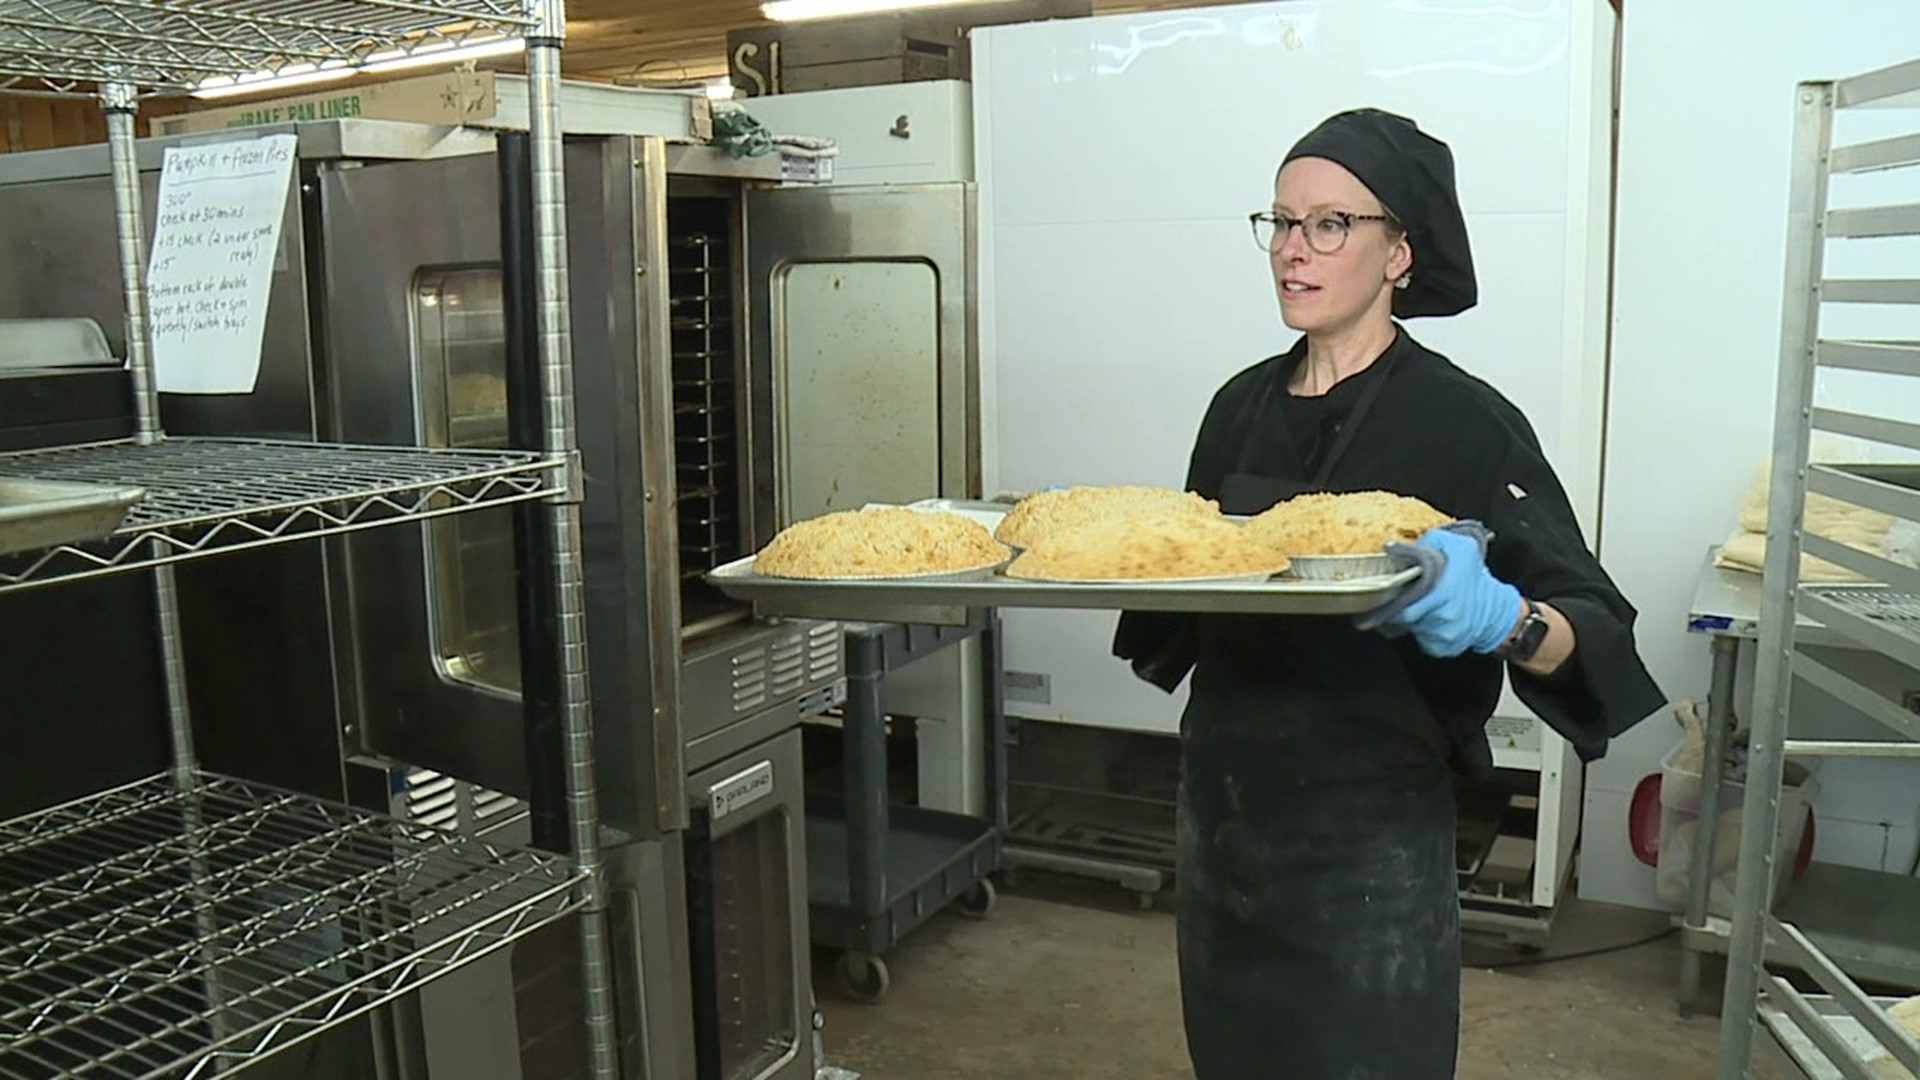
left=1677, top=547, right=1854, bottom=1015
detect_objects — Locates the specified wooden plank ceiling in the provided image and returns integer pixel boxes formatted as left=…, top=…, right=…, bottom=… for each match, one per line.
left=0, top=0, right=1239, bottom=154
left=564, top=0, right=1249, bottom=85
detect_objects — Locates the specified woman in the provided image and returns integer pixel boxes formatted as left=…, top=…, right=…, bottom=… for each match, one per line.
left=1112, top=109, right=1665, bottom=1079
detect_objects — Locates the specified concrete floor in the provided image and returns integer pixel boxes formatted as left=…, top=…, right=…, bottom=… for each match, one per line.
left=814, top=874, right=1796, bottom=1079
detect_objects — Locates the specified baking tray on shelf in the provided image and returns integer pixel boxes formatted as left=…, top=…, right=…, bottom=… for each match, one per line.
left=706, top=498, right=1423, bottom=618
left=0, top=475, right=143, bottom=557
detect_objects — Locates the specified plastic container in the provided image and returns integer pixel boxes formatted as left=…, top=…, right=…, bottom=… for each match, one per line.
left=1653, top=742, right=1819, bottom=916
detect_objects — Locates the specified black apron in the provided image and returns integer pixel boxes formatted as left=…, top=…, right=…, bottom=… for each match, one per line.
left=1176, top=349, right=1462, bottom=1080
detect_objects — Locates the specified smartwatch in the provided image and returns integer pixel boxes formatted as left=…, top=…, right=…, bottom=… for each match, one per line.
left=1497, top=599, right=1550, bottom=663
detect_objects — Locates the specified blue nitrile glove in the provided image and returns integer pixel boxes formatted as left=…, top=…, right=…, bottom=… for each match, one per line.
left=1353, top=521, right=1490, bottom=632
left=1354, top=521, right=1522, bottom=658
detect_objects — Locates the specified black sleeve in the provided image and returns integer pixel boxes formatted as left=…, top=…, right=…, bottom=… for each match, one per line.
left=1109, top=379, right=1245, bottom=692
left=1480, top=416, right=1667, bottom=762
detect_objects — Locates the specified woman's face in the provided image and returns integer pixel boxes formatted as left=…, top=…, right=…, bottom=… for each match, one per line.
left=1268, top=157, right=1411, bottom=336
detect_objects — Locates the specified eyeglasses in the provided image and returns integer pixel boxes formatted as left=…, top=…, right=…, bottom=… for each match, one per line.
left=1249, top=210, right=1395, bottom=255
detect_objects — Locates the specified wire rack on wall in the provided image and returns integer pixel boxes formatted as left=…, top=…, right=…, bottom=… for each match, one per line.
left=0, top=772, right=585, bottom=1079
left=0, top=0, right=538, bottom=95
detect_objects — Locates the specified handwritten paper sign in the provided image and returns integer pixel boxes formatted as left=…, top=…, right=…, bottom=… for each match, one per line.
left=148, top=134, right=297, bottom=395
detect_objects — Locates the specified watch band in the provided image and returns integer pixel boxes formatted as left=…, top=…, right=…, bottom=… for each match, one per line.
left=1497, top=599, right=1550, bottom=662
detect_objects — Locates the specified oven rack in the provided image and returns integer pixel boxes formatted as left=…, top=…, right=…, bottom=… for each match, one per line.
left=1797, top=587, right=1920, bottom=672
left=0, top=437, right=562, bottom=594
left=0, top=772, right=585, bottom=1080
left=0, top=0, right=538, bottom=96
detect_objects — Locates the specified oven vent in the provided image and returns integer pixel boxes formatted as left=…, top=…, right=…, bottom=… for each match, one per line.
left=808, top=621, right=842, bottom=683
left=732, top=650, right=770, bottom=714
left=473, top=786, right=521, bottom=826
left=402, top=771, right=459, bottom=831
left=397, top=769, right=526, bottom=838
left=769, top=633, right=807, bottom=698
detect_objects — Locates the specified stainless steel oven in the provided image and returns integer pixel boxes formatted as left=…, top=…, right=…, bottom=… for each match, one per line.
left=315, top=136, right=848, bottom=813
left=0, top=114, right=978, bottom=1080
left=309, top=132, right=847, bottom=1080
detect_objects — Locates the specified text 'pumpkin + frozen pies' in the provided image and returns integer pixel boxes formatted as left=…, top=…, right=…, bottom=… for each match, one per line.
left=1243, top=490, right=1453, bottom=557
left=753, top=507, right=1009, bottom=579
left=993, top=485, right=1223, bottom=549
left=1005, top=513, right=1290, bottom=582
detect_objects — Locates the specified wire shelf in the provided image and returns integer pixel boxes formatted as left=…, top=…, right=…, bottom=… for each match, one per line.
left=0, top=0, right=539, bottom=96
left=0, top=771, right=583, bottom=1079
left=1806, top=587, right=1920, bottom=660
left=1817, top=589, right=1920, bottom=623
left=0, top=437, right=561, bottom=593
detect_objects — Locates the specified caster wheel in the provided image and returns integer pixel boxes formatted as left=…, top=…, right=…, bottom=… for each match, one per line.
left=956, top=879, right=998, bottom=920
left=837, top=951, right=890, bottom=1004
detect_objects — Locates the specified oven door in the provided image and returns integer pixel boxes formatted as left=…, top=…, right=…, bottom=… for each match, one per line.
left=683, top=727, right=812, bottom=1080
left=314, top=150, right=534, bottom=797
left=745, top=182, right=978, bottom=532
left=314, top=138, right=686, bottom=839
left=742, top=181, right=978, bottom=631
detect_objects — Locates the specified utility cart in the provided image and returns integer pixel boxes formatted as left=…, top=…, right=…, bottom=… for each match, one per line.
left=807, top=617, right=1009, bottom=1004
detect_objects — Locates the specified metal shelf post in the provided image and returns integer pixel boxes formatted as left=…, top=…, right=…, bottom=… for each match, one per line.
left=524, top=3, right=620, bottom=1075
left=1719, top=79, right=1835, bottom=1077
left=98, top=78, right=198, bottom=792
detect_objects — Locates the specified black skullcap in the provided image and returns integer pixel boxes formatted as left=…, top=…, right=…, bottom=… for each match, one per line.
left=1282, top=108, right=1477, bottom=318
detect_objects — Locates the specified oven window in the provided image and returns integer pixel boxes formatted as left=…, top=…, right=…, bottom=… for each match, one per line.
left=414, top=268, right=521, bottom=696
left=707, top=812, right=799, bottom=1076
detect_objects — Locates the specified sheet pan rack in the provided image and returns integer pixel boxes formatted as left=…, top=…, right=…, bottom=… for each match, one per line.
left=1718, top=55, right=1920, bottom=1080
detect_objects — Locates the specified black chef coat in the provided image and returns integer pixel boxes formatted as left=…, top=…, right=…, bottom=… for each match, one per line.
left=1114, top=327, right=1665, bottom=779
left=1112, top=327, right=1664, bottom=1080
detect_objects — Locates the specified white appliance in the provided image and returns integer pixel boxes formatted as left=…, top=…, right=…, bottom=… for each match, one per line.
left=739, top=80, right=974, bottom=188
left=971, top=0, right=1618, bottom=921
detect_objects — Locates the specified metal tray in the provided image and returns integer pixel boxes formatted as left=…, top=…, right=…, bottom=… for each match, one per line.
left=707, top=554, right=1420, bottom=617
left=0, top=475, right=144, bottom=557
left=722, top=497, right=1424, bottom=616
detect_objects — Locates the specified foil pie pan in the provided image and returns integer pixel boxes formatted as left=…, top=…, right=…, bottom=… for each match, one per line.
left=1283, top=551, right=1413, bottom=582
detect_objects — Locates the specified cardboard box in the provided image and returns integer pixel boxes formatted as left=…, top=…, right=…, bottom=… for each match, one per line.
left=152, top=73, right=497, bottom=136
left=150, top=71, right=713, bottom=144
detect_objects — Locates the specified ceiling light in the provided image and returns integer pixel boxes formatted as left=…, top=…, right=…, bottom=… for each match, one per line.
left=190, top=37, right=525, bottom=100
left=705, top=77, right=736, bottom=100
left=191, top=64, right=354, bottom=100
left=358, top=37, right=525, bottom=75
left=761, top=0, right=990, bottom=22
